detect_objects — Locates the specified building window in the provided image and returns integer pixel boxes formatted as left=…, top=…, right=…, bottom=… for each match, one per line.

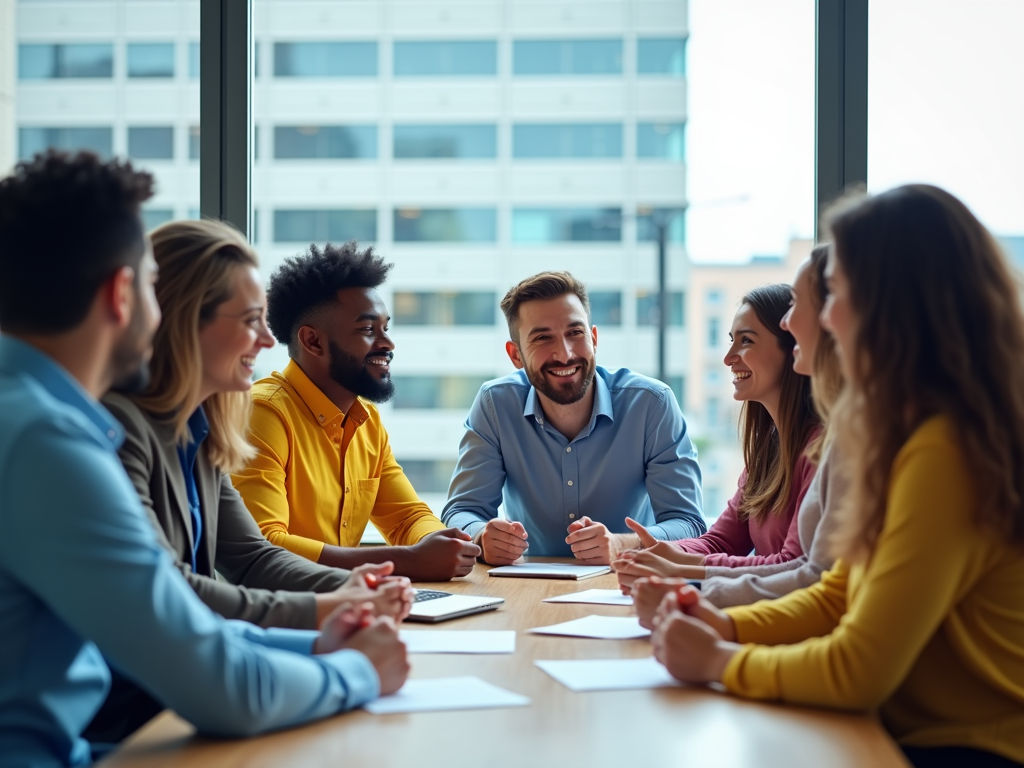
left=638, top=122, right=685, bottom=160
left=189, top=41, right=200, bottom=79
left=638, top=38, right=686, bottom=76
left=274, top=42, right=377, bottom=78
left=393, top=208, right=497, bottom=243
left=392, top=376, right=491, bottom=410
left=636, top=290, right=685, bottom=327
left=588, top=291, right=622, bottom=326
left=127, top=43, right=175, bottom=78
left=273, top=209, right=377, bottom=243
left=511, top=208, right=621, bottom=243
left=637, top=207, right=686, bottom=243
left=513, top=39, right=622, bottom=75
left=705, top=288, right=723, bottom=306
left=393, top=292, right=496, bottom=326
left=274, top=126, right=378, bottom=159
left=707, top=317, right=721, bottom=347
left=142, top=209, right=174, bottom=232
left=397, top=459, right=457, bottom=494
left=393, top=125, right=497, bottom=160
left=188, top=126, right=200, bottom=160
left=393, top=41, right=497, bottom=76
left=512, top=124, right=622, bottom=159
left=19, top=127, right=113, bottom=160
left=668, top=375, right=685, bottom=410
left=18, top=43, right=114, bottom=79
left=127, top=126, right=174, bottom=160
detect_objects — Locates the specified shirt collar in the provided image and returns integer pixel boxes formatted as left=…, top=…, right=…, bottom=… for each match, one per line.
left=185, top=405, right=210, bottom=447
left=522, top=366, right=614, bottom=431
left=0, top=335, right=125, bottom=448
left=281, top=358, right=369, bottom=429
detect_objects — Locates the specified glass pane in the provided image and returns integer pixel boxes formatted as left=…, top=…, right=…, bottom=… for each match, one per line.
left=637, top=207, right=686, bottom=243
left=127, top=43, right=175, bottom=78
left=638, top=122, right=685, bottom=160
left=589, top=291, right=622, bottom=326
left=511, top=208, right=621, bottom=243
left=127, top=127, right=175, bottom=160
left=189, top=41, right=200, bottom=79
left=867, top=0, right=1024, bottom=241
left=393, top=292, right=496, bottom=325
left=392, top=376, right=491, bottom=409
left=273, top=209, right=377, bottom=243
left=636, top=290, right=685, bottom=327
left=274, top=42, right=377, bottom=77
left=397, top=459, right=457, bottom=493
left=274, top=126, right=378, bottom=159
left=513, top=39, right=622, bottom=75
left=393, top=125, right=496, bottom=159
left=638, top=38, right=687, bottom=76
left=19, top=43, right=114, bottom=79
left=393, top=208, right=497, bottom=243
left=19, top=127, right=113, bottom=160
left=142, top=208, right=175, bottom=232
left=393, top=41, right=497, bottom=76
left=512, top=124, right=622, bottom=159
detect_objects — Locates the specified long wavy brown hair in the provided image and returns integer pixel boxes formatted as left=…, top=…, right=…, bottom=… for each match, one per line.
left=804, top=244, right=844, bottom=464
left=132, top=219, right=259, bottom=473
left=737, top=284, right=820, bottom=522
left=826, top=184, right=1024, bottom=563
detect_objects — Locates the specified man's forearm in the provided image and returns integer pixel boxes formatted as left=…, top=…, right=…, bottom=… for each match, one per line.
left=318, top=544, right=412, bottom=571
left=647, top=514, right=707, bottom=542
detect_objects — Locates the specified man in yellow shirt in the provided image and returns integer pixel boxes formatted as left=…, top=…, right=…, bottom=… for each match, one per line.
left=233, top=242, right=480, bottom=580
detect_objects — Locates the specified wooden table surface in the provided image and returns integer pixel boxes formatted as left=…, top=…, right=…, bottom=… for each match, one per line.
left=102, top=562, right=909, bottom=768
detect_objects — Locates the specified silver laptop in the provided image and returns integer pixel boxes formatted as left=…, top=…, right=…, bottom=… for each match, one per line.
left=406, top=589, right=504, bottom=624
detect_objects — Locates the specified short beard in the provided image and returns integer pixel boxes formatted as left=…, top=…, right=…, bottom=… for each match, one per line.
left=328, top=340, right=395, bottom=404
left=110, top=295, right=152, bottom=394
left=524, top=357, right=594, bottom=405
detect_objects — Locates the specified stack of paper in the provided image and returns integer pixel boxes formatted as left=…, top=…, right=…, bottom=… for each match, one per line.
left=528, top=615, right=651, bottom=640
left=488, top=563, right=611, bottom=580
left=365, top=677, right=530, bottom=714
left=535, top=658, right=682, bottom=692
left=542, top=589, right=633, bottom=606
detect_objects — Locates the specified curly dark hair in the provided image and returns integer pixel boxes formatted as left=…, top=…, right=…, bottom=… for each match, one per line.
left=0, top=150, right=154, bottom=334
left=266, top=241, right=393, bottom=355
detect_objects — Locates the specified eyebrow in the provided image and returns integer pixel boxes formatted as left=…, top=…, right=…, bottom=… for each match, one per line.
left=734, top=328, right=759, bottom=335
left=527, top=321, right=587, bottom=337
left=355, top=312, right=390, bottom=322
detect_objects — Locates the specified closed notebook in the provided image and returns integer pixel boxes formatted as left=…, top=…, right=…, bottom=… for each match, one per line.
left=488, top=563, right=611, bottom=580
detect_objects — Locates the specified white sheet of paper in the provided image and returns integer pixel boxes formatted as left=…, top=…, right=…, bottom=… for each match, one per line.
left=528, top=615, right=651, bottom=640
left=399, top=630, right=516, bottom=654
left=364, top=676, right=530, bottom=715
left=542, top=588, right=634, bottom=606
left=535, top=657, right=682, bottom=692
left=488, top=563, right=611, bottom=579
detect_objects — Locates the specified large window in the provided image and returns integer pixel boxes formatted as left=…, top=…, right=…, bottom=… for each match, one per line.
left=393, top=208, right=497, bottom=243
left=398, top=460, right=457, bottom=494
left=636, top=291, right=685, bottom=327
left=127, top=43, right=175, bottom=78
left=637, top=122, right=685, bottom=160
left=638, top=207, right=686, bottom=243
left=393, top=292, right=496, bottom=326
left=638, top=38, right=686, bottom=76
left=511, top=208, right=621, bottom=243
left=393, top=41, right=497, bottom=77
left=19, top=43, right=114, bottom=79
left=273, top=42, right=377, bottom=78
left=394, top=125, right=497, bottom=160
left=273, top=209, right=377, bottom=243
left=512, top=124, right=622, bottom=159
left=128, top=127, right=175, bottom=160
left=274, top=126, right=377, bottom=160
left=513, top=39, right=622, bottom=75
left=391, top=376, right=491, bottom=409
left=588, top=291, right=622, bottom=327
left=19, top=127, right=113, bottom=160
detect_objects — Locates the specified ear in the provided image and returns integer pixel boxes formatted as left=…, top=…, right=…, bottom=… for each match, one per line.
left=591, top=324, right=598, bottom=350
left=505, top=340, right=524, bottom=370
left=296, top=325, right=326, bottom=358
left=104, top=266, right=136, bottom=330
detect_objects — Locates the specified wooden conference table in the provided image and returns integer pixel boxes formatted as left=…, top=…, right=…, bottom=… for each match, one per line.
left=102, top=560, right=909, bottom=768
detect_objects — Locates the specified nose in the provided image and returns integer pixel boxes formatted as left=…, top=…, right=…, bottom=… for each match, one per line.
left=780, top=306, right=793, bottom=332
left=819, top=298, right=833, bottom=333
left=723, top=341, right=739, bottom=367
left=257, top=317, right=275, bottom=349
left=554, top=335, right=573, bottom=363
left=378, top=328, right=395, bottom=351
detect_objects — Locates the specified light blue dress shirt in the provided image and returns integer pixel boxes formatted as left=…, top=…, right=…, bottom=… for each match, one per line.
left=442, top=366, right=706, bottom=556
left=0, top=336, right=379, bottom=768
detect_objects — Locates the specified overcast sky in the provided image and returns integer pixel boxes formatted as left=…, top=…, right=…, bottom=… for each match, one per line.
left=686, top=0, right=1024, bottom=263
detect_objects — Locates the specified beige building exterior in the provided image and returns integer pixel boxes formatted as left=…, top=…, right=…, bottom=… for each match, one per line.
left=686, top=237, right=811, bottom=518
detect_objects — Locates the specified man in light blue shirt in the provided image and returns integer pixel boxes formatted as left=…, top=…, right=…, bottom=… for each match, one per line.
left=442, top=271, right=705, bottom=564
left=0, top=151, right=407, bottom=767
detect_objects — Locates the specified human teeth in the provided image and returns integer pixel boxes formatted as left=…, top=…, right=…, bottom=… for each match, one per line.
left=549, top=367, right=578, bottom=377
left=368, top=357, right=390, bottom=365
left=733, top=371, right=750, bottom=379
left=241, top=357, right=255, bottom=367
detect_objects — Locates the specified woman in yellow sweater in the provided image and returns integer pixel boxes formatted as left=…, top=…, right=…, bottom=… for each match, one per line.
left=650, top=184, right=1024, bottom=768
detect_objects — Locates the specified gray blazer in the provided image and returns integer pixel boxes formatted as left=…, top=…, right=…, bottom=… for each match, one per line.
left=103, top=392, right=350, bottom=629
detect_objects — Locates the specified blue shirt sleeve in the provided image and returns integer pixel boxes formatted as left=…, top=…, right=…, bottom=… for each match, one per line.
left=641, top=390, right=706, bottom=541
left=4, top=420, right=379, bottom=738
left=441, top=388, right=506, bottom=540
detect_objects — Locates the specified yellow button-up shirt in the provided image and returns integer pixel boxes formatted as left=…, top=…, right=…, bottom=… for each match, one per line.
left=233, top=360, right=445, bottom=563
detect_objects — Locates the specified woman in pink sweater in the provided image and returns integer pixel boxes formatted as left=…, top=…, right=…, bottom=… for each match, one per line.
left=614, top=283, right=820, bottom=587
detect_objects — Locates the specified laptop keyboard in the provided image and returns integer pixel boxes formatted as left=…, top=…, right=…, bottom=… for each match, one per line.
left=413, top=589, right=452, bottom=603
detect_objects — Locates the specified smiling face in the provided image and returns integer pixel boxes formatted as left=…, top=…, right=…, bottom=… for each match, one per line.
left=198, top=264, right=275, bottom=399
left=111, top=241, right=162, bottom=392
left=507, top=293, right=598, bottom=406
left=323, top=286, right=396, bottom=403
left=779, top=258, right=823, bottom=377
left=724, top=302, right=788, bottom=410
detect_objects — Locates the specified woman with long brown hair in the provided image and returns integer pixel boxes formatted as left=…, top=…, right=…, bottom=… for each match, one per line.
left=650, top=185, right=1024, bottom=767
left=613, top=283, right=821, bottom=584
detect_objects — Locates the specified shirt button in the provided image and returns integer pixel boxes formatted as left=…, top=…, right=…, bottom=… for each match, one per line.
left=332, top=435, right=341, bottom=444
left=567, top=480, right=574, bottom=487
left=342, top=521, right=348, bottom=527
left=537, top=417, right=544, bottom=424
left=569, top=513, right=576, bottom=519
left=318, top=414, right=325, bottom=423
left=107, top=429, right=116, bottom=439
left=345, top=486, right=350, bottom=493
left=566, top=446, right=572, bottom=453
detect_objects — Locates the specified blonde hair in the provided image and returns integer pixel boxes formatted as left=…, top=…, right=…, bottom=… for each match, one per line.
left=133, top=219, right=259, bottom=473
left=804, top=243, right=844, bottom=464
left=826, top=185, right=1024, bottom=563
